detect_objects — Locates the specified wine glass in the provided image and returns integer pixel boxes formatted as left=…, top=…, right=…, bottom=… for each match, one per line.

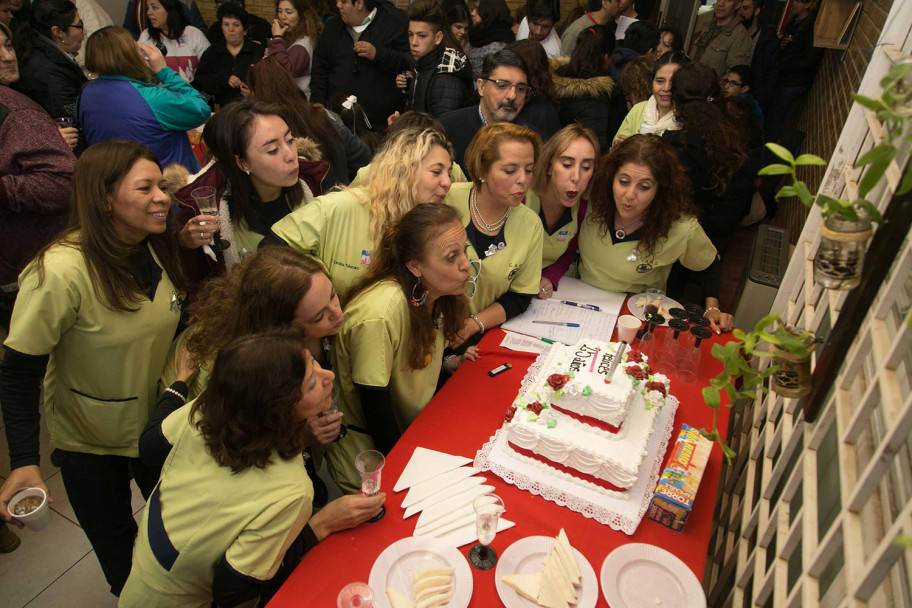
left=318, top=384, right=347, bottom=441
left=643, top=288, right=665, bottom=317
left=678, top=326, right=712, bottom=383
left=355, top=450, right=385, bottom=522
left=653, top=318, right=690, bottom=375
left=337, top=582, right=374, bottom=608
left=469, top=493, right=504, bottom=570
left=190, top=186, right=227, bottom=251
left=635, top=312, right=664, bottom=359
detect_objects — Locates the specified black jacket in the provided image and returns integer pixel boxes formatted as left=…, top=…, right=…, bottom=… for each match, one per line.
left=193, top=38, right=265, bottom=107
left=13, top=32, right=87, bottom=154
left=406, top=45, right=473, bottom=117
left=776, top=12, right=824, bottom=88
left=551, top=57, right=615, bottom=149
left=207, top=10, right=272, bottom=47
left=749, top=24, right=780, bottom=113
left=310, top=5, right=410, bottom=130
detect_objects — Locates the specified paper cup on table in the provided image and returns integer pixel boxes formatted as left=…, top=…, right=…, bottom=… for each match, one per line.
left=10, top=487, right=51, bottom=531
left=616, top=315, right=642, bottom=343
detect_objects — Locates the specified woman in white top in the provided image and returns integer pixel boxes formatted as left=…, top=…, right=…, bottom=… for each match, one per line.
left=613, top=50, right=689, bottom=145
left=138, top=0, right=209, bottom=84
left=269, top=0, right=321, bottom=98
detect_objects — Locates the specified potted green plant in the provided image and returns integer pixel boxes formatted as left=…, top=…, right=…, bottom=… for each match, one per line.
left=759, top=59, right=912, bottom=289
left=700, top=313, right=812, bottom=462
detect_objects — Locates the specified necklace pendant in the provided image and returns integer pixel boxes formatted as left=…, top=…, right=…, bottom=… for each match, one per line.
left=615, top=229, right=626, bottom=239
left=626, top=248, right=639, bottom=263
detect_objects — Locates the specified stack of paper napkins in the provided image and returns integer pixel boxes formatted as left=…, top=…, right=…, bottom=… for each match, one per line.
left=394, top=447, right=514, bottom=546
left=502, top=529, right=581, bottom=608
left=386, top=563, right=454, bottom=608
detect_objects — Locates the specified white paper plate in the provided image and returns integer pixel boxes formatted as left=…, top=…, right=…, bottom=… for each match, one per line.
left=627, top=293, right=685, bottom=326
left=368, top=536, right=473, bottom=608
left=495, top=536, right=598, bottom=608
left=600, top=543, right=706, bottom=608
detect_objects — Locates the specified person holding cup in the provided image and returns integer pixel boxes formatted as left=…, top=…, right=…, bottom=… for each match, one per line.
left=0, top=141, right=187, bottom=595
left=120, top=331, right=385, bottom=607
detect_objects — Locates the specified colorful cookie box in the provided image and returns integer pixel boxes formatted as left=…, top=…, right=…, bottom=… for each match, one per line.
left=647, top=424, right=713, bottom=532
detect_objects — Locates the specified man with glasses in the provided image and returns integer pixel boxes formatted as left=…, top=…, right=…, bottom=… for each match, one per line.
left=689, top=0, right=751, bottom=84
left=439, top=48, right=549, bottom=167
left=721, top=64, right=763, bottom=124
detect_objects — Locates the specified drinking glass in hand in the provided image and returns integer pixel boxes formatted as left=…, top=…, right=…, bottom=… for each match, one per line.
left=318, top=384, right=347, bottom=441
left=191, top=186, right=228, bottom=251
left=355, top=450, right=385, bottom=522
left=469, top=493, right=504, bottom=570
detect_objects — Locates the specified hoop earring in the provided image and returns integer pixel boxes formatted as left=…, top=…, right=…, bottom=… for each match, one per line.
left=410, top=278, right=429, bottom=307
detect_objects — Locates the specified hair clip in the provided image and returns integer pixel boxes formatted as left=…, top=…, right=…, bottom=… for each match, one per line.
left=341, top=95, right=358, bottom=110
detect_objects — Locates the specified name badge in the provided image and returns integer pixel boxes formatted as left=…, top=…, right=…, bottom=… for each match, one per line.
left=360, top=250, right=372, bottom=265
left=556, top=230, right=569, bottom=242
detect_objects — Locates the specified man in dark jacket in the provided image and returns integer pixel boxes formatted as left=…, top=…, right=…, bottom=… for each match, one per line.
left=398, top=0, right=472, bottom=118
left=738, top=0, right=779, bottom=113
left=310, top=0, right=409, bottom=131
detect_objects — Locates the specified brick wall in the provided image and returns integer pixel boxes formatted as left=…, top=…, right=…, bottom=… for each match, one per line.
left=775, top=0, right=893, bottom=241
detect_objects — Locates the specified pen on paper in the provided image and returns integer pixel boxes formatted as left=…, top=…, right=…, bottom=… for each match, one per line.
left=560, top=300, right=600, bottom=311
left=532, top=321, right=581, bottom=327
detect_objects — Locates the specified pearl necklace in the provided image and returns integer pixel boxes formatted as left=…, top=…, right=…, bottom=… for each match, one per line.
left=614, top=217, right=643, bottom=239
left=470, top=187, right=510, bottom=234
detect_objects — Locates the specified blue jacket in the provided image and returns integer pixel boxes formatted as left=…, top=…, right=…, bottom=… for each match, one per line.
left=78, top=67, right=210, bottom=171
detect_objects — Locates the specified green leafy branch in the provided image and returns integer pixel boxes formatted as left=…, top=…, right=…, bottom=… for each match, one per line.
left=759, top=60, right=912, bottom=222
left=700, top=313, right=811, bottom=465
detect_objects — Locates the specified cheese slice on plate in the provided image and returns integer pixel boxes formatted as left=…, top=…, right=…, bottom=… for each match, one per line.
left=415, top=590, right=454, bottom=608
left=544, top=553, right=576, bottom=606
left=538, top=567, right=570, bottom=608
left=502, top=573, right=540, bottom=602
left=386, top=589, right=415, bottom=608
left=556, top=529, right=581, bottom=584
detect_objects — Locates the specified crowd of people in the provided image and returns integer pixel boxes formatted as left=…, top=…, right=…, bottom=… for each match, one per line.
left=0, top=0, right=826, bottom=604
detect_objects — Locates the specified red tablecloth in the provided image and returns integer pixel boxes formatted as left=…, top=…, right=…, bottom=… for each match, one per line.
left=269, top=307, right=734, bottom=607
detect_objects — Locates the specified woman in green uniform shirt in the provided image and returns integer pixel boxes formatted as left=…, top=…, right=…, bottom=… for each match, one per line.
left=268, top=126, right=455, bottom=298
left=444, top=123, right=545, bottom=345
left=577, top=135, right=734, bottom=332
left=120, top=331, right=385, bottom=607
left=0, top=141, right=187, bottom=595
left=327, top=204, right=479, bottom=493
left=526, top=125, right=599, bottom=299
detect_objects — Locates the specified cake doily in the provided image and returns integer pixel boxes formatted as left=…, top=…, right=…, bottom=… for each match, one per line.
left=473, top=345, right=680, bottom=535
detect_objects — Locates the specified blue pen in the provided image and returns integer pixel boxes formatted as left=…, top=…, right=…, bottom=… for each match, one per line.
left=533, top=321, right=581, bottom=327
left=560, top=300, right=600, bottom=311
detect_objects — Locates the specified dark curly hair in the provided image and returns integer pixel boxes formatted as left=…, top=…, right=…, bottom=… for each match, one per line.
left=191, top=330, right=312, bottom=473
left=670, top=62, right=745, bottom=196
left=588, top=134, right=696, bottom=257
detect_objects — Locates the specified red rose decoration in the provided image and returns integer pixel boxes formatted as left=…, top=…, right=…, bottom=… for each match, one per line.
left=626, top=365, right=646, bottom=381
left=642, top=364, right=652, bottom=376
left=547, top=373, right=570, bottom=390
left=504, top=405, right=517, bottom=422
left=527, top=401, right=544, bottom=415
left=645, top=381, right=666, bottom=396
left=626, top=350, right=644, bottom=363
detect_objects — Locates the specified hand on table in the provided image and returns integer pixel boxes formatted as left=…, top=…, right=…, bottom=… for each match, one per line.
left=309, top=492, right=386, bottom=541
left=58, top=126, right=78, bottom=150
left=304, top=411, right=343, bottom=447
left=705, top=308, right=733, bottom=334
left=538, top=277, right=554, bottom=299
left=0, top=466, right=50, bottom=527
left=353, top=41, right=376, bottom=61
left=444, top=346, right=481, bottom=373
left=178, top=214, right=219, bottom=249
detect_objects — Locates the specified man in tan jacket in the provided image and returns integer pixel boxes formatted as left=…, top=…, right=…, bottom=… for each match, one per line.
left=689, top=0, right=751, bottom=82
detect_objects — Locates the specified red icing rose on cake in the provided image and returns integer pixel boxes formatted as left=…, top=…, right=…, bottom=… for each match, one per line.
left=645, top=381, right=666, bottom=396
left=504, top=405, right=517, bottom=422
left=626, top=350, right=644, bottom=363
left=626, top=365, right=646, bottom=381
left=527, top=401, right=544, bottom=415
left=546, top=374, right=570, bottom=390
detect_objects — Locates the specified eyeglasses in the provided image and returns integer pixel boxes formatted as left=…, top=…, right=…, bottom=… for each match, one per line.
left=465, top=258, right=481, bottom=300
left=64, top=22, right=85, bottom=31
left=721, top=78, right=743, bottom=87
left=483, top=79, right=531, bottom=97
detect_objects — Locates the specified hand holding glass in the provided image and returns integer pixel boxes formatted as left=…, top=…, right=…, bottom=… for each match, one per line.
left=355, top=450, right=385, bottom=522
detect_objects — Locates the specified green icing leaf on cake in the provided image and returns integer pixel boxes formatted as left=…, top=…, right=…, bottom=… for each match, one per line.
left=582, top=385, right=592, bottom=396
left=547, top=419, right=557, bottom=429
left=526, top=411, right=539, bottom=422
left=632, top=379, right=640, bottom=386
left=568, top=370, right=575, bottom=378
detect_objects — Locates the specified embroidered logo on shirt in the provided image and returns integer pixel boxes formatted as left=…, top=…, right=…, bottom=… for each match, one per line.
left=557, top=230, right=569, bottom=242
left=360, top=250, right=372, bottom=265
left=636, top=263, right=654, bottom=274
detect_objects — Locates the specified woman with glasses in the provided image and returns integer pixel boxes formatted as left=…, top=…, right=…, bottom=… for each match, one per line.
left=526, top=124, right=599, bottom=299
left=444, top=123, right=544, bottom=345
left=613, top=50, right=689, bottom=145
left=269, top=127, right=455, bottom=299
left=327, top=203, right=477, bottom=493
left=13, top=0, right=86, bottom=153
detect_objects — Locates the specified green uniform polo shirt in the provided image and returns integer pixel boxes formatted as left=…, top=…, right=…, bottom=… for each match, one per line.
left=445, top=182, right=544, bottom=315
left=577, top=214, right=717, bottom=293
left=326, top=280, right=445, bottom=493
left=270, top=189, right=374, bottom=299
left=159, top=327, right=210, bottom=402
left=119, top=405, right=313, bottom=607
left=524, top=189, right=579, bottom=267
left=5, top=243, right=182, bottom=457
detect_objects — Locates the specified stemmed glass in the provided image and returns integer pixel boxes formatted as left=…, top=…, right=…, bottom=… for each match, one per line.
left=678, top=326, right=712, bottom=383
left=337, top=582, right=374, bottom=608
left=469, top=493, right=504, bottom=570
left=643, top=288, right=665, bottom=316
left=191, top=186, right=227, bottom=251
left=653, top=318, right=690, bottom=375
left=318, top=384, right=347, bottom=441
left=355, top=450, right=385, bottom=522
left=636, top=312, right=664, bottom=359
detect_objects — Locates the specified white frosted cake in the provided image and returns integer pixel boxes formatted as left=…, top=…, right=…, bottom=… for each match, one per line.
left=503, top=340, right=671, bottom=494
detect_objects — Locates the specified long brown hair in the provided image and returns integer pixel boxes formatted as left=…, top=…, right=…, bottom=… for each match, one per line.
left=507, top=39, right=558, bottom=109
left=277, top=0, right=322, bottom=47
left=185, top=247, right=327, bottom=365
left=588, top=134, right=696, bottom=257
left=348, top=204, right=468, bottom=370
left=191, top=330, right=311, bottom=473
left=32, top=141, right=187, bottom=311
left=202, top=100, right=305, bottom=231
left=85, top=26, right=156, bottom=83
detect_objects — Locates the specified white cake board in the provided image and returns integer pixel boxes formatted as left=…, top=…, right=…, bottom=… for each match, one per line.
left=473, top=397, right=678, bottom=535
